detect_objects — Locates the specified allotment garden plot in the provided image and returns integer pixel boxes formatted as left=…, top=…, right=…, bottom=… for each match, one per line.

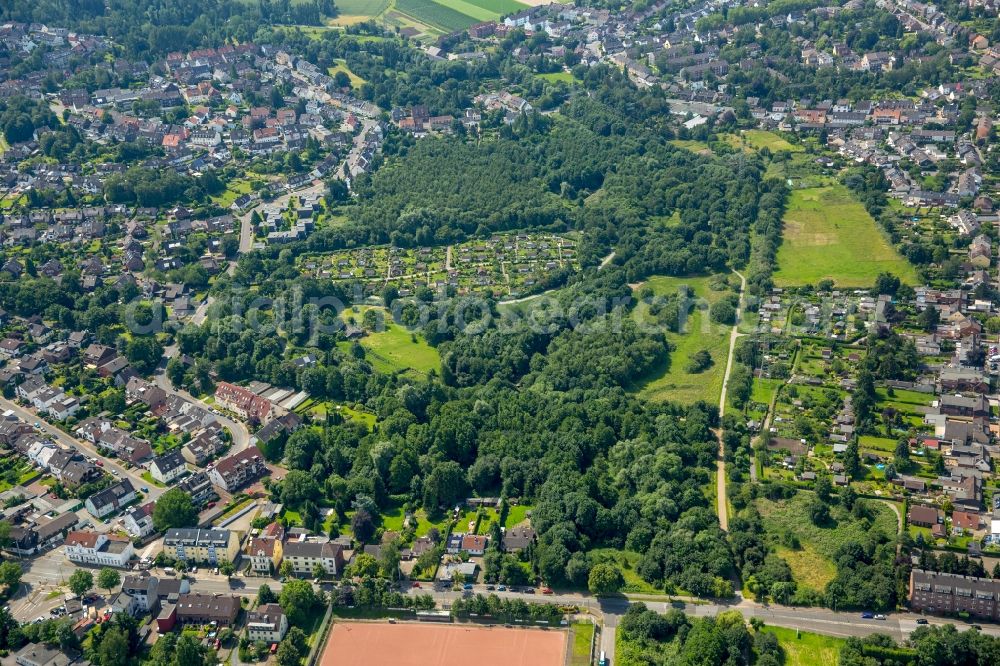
left=302, top=233, right=579, bottom=300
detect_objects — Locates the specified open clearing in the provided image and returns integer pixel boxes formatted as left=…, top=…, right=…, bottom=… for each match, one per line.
left=322, top=622, right=567, bottom=666
left=339, top=306, right=440, bottom=375
left=633, top=275, right=733, bottom=405
left=721, top=129, right=803, bottom=153
left=758, top=494, right=898, bottom=593
left=761, top=626, right=844, bottom=666
left=774, top=184, right=918, bottom=287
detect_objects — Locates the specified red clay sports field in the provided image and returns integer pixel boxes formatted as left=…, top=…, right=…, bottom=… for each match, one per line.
left=320, top=622, right=568, bottom=666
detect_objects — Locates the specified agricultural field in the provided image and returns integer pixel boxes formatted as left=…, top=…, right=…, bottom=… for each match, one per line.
left=302, top=233, right=578, bottom=300
left=633, top=274, right=736, bottom=405
left=334, top=0, right=528, bottom=35
left=774, top=184, right=919, bottom=287
left=757, top=494, right=898, bottom=594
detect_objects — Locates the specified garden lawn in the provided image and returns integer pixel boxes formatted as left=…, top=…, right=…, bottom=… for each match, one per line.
left=503, top=504, right=532, bottom=529
left=760, top=626, right=844, bottom=666
left=774, top=185, right=918, bottom=287
left=633, top=275, right=733, bottom=405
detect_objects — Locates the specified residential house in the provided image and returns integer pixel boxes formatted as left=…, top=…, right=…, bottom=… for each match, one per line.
left=85, top=479, right=137, bottom=518
left=909, top=569, right=1000, bottom=619
left=280, top=539, right=344, bottom=576
left=214, top=382, right=271, bottom=422
left=175, top=593, right=240, bottom=626
left=64, top=530, right=134, bottom=568
left=149, top=450, right=187, bottom=484
left=162, top=528, right=239, bottom=564
left=909, top=504, right=941, bottom=528
left=207, top=446, right=266, bottom=492
left=246, top=603, right=288, bottom=643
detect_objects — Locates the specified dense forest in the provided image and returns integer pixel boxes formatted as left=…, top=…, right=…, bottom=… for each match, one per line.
left=0, top=0, right=335, bottom=57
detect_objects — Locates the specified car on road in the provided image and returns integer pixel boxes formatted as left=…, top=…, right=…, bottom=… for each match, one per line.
left=141, top=487, right=149, bottom=493
left=524, top=588, right=535, bottom=594
left=542, top=587, right=553, bottom=595
left=874, top=614, right=886, bottom=620
left=95, top=460, right=103, bottom=467
left=411, top=582, right=420, bottom=588
left=916, top=619, right=929, bottom=625
left=462, top=583, right=473, bottom=590
left=861, top=612, right=874, bottom=619
left=497, top=586, right=507, bottom=592
left=111, top=470, right=119, bottom=476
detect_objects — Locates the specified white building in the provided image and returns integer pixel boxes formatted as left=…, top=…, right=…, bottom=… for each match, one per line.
left=246, top=603, right=288, bottom=643
left=64, top=530, right=134, bottom=568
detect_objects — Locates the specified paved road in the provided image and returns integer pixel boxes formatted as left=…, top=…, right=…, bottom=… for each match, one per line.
left=0, top=397, right=162, bottom=501
left=715, top=270, right=746, bottom=532
left=150, top=351, right=251, bottom=452
left=14, top=552, right=1000, bottom=645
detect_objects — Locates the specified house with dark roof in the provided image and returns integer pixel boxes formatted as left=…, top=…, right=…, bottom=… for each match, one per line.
left=149, top=450, right=187, bottom=484
left=908, top=505, right=941, bottom=528
left=84, top=479, right=137, bottom=518
left=207, top=446, right=266, bottom=492
left=175, top=593, right=240, bottom=626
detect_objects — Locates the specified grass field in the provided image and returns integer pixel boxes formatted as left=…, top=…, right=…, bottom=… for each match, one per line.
left=537, top=70, right=575, bottom=83
left=670, top=139, right=712, bottom=154
left=342, top=307, right=440, bottom=374
left=633, top=275, right=733, bottom=405
left=774, top=185, right=918, bottom=287
left=328, top=59, right=366, bottom=86
left=570, top=623, right=596, bottom=666
left=774, top=544, right=836, bottom=593
left=761, top=626, right=844, bottom=666
left=758, top=494, right=898, bottom=593
left=726, top=130, right=803, bottom=153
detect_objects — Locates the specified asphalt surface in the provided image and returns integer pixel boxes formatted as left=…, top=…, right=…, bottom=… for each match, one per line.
left=12, top=553, right=1000, bottom=648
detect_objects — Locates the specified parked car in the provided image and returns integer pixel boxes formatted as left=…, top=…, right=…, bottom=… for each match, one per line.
left=462, top=583, right=473, bottom=590
left=874, top=614, right=886, bottom=620
left=542, top=587, right=553, bottom=595
left=411, top=582, right=421, bottom=588
left=485, top=585, right=495, bottom=591
left=861, top=612, right=874, bottom=619
left=916, top=619, right=929, bottom=625
left=497, top=586, right=507, bottom=592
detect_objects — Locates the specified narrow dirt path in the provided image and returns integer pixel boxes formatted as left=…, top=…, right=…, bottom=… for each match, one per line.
left=716, top=270, right=746, bottom=531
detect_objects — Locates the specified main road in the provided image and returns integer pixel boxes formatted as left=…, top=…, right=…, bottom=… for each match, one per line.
left=13, top=550, right=1000, bottom=645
